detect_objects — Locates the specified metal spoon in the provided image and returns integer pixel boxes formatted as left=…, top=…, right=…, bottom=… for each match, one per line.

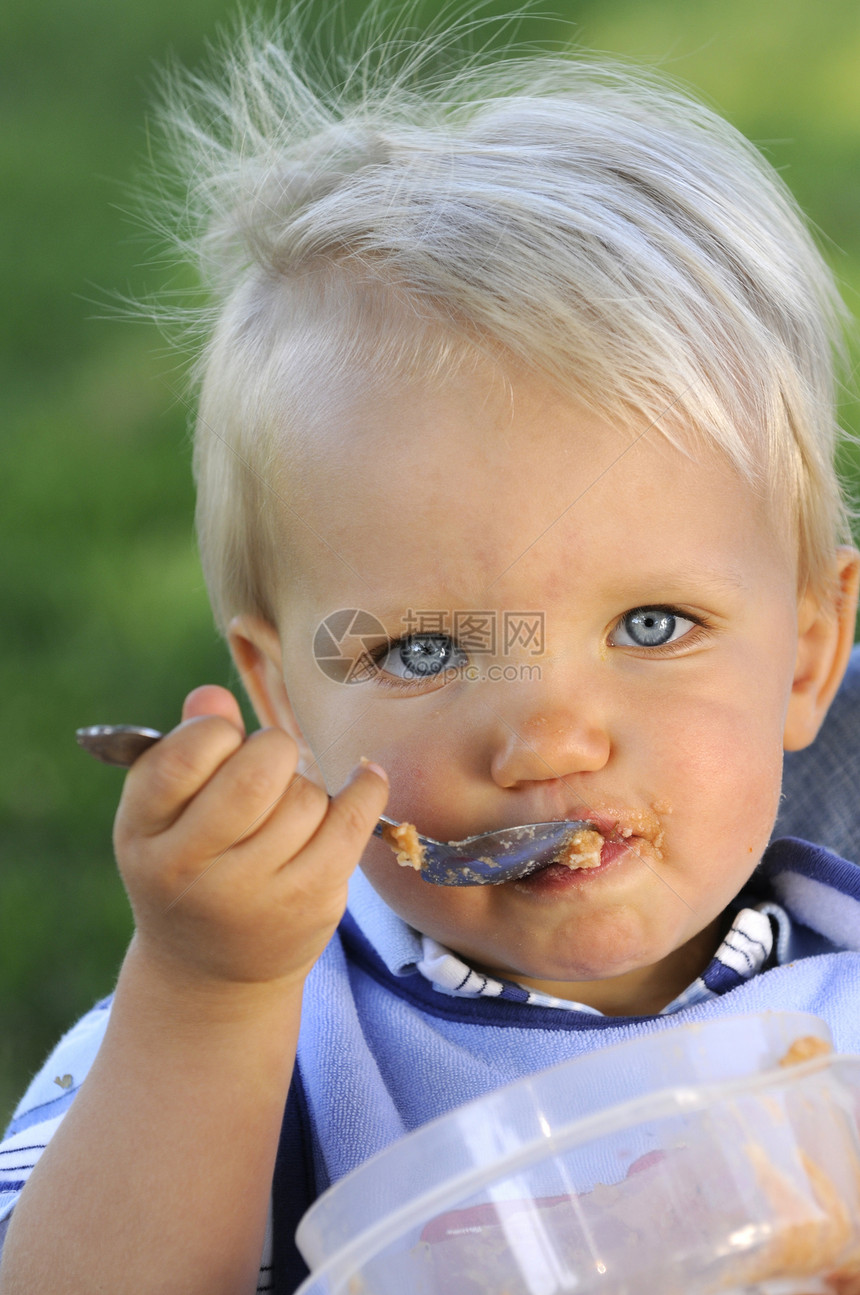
left=75, top=725, right=591, bottom=886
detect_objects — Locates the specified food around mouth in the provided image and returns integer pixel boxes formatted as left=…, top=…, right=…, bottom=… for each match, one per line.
left=380, top=821, right=426, bottom=871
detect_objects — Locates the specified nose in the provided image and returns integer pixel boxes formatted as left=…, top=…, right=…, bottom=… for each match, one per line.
left=489, top=690, right=612, bottom=789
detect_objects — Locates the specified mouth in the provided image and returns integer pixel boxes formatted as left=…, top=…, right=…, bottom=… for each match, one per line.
left=512, top=803, right=669, bottom=889
left=565, top=804, right=666, bottom=851
left=375, top=801, right=671, bottom=888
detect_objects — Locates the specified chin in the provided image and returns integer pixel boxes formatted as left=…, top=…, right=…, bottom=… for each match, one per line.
left=487, top=943, right=656, bottom=986
left=533, top=920, right=663, bottom=980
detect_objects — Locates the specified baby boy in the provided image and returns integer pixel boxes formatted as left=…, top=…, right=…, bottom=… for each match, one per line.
left=2, top=25, right=860, bottom=1295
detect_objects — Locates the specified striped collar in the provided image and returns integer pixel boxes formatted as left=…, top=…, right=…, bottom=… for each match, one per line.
left=415, top=902, right=789, bottom=1016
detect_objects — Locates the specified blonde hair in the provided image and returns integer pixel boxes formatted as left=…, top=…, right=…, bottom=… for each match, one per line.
left=152, top=13, right=854, bottom=630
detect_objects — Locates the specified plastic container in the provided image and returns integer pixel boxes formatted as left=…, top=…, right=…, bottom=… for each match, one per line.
left=293, top=1012, right=860, bottom=1295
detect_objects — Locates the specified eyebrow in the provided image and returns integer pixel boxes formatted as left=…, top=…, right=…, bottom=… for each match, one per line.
left=623, top=567, right=751, bottom=594
left=369, top=581, right=503, bottom=623
left=370, top=599, right=497, bottom=630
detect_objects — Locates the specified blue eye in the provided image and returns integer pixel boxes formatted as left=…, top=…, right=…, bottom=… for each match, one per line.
left=610, top=607, right=697, bottom=648
left=378, top=635, right=467, bottom=679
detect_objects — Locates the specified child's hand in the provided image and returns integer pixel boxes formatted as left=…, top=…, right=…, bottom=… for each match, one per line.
left=112, top=685, right=388, bottom=992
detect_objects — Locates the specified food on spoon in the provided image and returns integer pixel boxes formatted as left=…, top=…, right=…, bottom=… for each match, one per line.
left=381, top=821, right=426, bottom=871
left=554, top=827, right=604, bottom=869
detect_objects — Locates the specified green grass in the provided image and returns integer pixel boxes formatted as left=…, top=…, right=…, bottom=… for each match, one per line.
left=3, top=0, right=860, bottom=1126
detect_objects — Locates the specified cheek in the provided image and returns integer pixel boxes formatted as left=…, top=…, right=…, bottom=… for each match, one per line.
left=292, top=690, right=473, bottom=844
left=377, top=747, right=437, bottom=812
left=328, top=704, right=477, bottom=835
left=283, top=679, right=424, bottom=788
left=655, top=688, right=786, bottom=855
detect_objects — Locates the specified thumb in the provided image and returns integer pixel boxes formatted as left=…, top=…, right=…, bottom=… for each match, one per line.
left=181, top=685, right=245, bottom=733
left=322, top=757, right=390, bottom=863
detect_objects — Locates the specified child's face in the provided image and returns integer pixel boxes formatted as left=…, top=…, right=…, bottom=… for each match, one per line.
left=236, top=364, right=849, bottom=1014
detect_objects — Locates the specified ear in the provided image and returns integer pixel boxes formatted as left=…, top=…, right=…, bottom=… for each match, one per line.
left=784, top=546, right=860, bottom=751
left=227, top=614, right=322, bottom=782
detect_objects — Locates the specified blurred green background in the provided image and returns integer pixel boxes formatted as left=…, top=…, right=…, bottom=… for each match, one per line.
left=3, top=0, right=860, bottom=1126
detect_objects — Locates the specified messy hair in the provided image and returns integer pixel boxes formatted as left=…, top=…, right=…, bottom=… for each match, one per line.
left=152, top=12, right=854, bottom=630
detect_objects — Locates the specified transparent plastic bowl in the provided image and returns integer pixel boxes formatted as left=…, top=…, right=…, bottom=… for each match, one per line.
left=293, top=1012, right=860, bottom=1295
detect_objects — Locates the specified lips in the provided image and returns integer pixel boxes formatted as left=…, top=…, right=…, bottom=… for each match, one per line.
left=512, top=801, right=670, bottom=887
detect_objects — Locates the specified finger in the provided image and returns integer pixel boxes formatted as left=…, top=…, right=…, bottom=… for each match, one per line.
left=117, top=715, right=246, bottom=838
left=165, top=727, right=312, bottom=859
left=210, top=760, right=343, bottom=875
left=159, top=758, right=388, bottom=927
left=181, top=685, right=245, bottom=733
left=285, top=760, right=389, bottom=886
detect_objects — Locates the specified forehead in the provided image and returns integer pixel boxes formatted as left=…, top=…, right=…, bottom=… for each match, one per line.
left=268, top=364, right=796, bottom=610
